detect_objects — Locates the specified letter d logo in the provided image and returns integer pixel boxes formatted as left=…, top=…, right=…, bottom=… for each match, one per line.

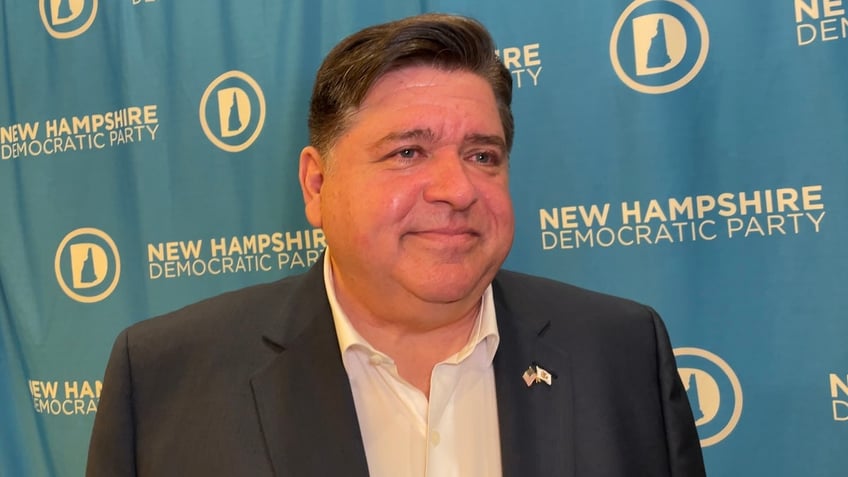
left=39, top=0, right=98, bottom=39
left=55, top=228, right=120, bottom=303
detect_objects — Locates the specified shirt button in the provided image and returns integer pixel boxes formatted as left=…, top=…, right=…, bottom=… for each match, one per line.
left=368, top=354, right=383, bottom=366
left=430, top=431, right=441, bottom=446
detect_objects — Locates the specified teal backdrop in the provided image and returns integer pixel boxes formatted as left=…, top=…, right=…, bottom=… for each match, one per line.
left=2, top=1, right=846, bottom=476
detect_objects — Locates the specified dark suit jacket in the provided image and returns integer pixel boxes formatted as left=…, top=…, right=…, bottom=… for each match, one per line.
left=86, top=260, right=706, bottom=476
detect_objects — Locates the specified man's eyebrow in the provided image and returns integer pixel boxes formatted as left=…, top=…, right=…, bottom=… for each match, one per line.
left=462, top=133, right=507, bottom=152
left=372, top=129, right=506, bottom=152
left=372, top=129, right=437, bottom=149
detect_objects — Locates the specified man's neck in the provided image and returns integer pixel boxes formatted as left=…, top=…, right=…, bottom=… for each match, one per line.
left=324, top=253, right=487, bottom=397
left=342, top=300, right=481, bottom=397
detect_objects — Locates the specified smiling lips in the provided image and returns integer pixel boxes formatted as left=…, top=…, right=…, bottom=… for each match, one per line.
left=406, top=227, right=481, bottom=248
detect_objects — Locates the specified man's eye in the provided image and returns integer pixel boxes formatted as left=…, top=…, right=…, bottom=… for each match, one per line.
left=382, top=147, right=425, bottom=165
left=471, top=152, right=497, bottom=164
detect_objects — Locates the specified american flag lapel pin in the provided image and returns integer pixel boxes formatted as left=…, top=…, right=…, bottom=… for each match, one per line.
left=523, top=363, right=555, bottom=387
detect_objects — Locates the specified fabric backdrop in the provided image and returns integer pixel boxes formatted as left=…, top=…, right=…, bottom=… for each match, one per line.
left=1, top=1, right=846, bottom=475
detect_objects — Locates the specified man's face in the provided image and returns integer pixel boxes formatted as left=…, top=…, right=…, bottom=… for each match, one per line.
left=300, top=66, right=514, bottom=323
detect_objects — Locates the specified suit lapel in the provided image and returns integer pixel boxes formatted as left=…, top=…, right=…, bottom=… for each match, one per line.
left=249, top=262, right=370, bottom=477
left=494, top=288, right=576, bottom=477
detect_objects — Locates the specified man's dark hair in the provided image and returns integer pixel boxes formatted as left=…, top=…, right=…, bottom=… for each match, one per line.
left=308, top=13, right=514, bottom=156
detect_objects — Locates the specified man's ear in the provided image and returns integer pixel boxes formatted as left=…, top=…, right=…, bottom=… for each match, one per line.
left=299, top=146, right=325, bottom=228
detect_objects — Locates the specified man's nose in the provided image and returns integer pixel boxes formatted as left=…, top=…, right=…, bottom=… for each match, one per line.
left=421, top=151, right=478, bottom=210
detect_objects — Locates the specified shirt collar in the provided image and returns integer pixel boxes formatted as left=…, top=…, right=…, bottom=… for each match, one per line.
left=323, top=250, right=500, bottom=366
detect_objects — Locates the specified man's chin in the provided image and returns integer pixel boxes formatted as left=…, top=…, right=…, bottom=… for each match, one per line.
left=406, top=274, right=492, bottom=304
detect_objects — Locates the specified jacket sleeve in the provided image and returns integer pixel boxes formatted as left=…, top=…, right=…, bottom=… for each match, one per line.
left=86, top=329, right=138, bottom=477
left=650, top=308, right=707, bottom=477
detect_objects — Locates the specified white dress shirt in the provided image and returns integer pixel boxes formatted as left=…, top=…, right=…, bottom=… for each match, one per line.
left=324, top=256, right=503, bottom=477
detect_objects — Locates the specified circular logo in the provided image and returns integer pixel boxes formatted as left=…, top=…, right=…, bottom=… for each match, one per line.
left=39, top=0, right=98, bottom=39
left=610, top=0, right=709, bottom=94
left=199, top=71, right=266, bottom=152
left=675, top=347, right=742, bottom=447
left=55, top=228, right=120, bottom=303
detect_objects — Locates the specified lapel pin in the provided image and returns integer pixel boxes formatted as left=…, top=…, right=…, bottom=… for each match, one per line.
left=523, top=363, right=555, bottom=387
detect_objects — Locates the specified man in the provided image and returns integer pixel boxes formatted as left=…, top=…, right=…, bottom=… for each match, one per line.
left=87, top=13, right=706, bottom=477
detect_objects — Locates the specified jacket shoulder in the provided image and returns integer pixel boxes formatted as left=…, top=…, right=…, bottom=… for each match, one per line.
left=136, top=275, right=298, bottom=335
left=121, top=271, right=322, bottom=370
left=492, top=269, right=666, bottom=354
left=493, top=269, right=654, bottom=322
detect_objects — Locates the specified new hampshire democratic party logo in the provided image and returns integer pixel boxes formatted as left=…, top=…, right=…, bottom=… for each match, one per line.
left=54, top=228, right=120, bottom=303
left=39, top=0, right=98, bottom=39
left=675, top=347, right=742, bottom=447
left=199, top=71, right=266, bottom=152
left=610, top=0, right=709, bottom=94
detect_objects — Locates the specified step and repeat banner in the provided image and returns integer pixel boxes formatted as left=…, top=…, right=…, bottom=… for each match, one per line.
left=1, top=1, right=846, bottom=476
